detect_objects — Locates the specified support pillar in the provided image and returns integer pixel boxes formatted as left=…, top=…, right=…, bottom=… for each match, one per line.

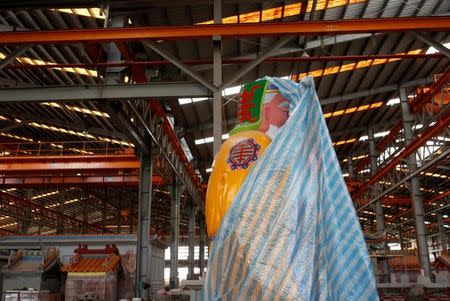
left=135, top=151, right=153, bottom=298
left=117, top=189, right=123, bottom=234
left=169, top=176, right=180, bottom=289
left=102, top=187, right=108, bottom=233
left=187, top=202, right=197, bottom=280
left=368, top=128, right=385, bottom=247
left=400, top=87, right=431, bottom=278
left=129, top=201, right=134, bottom=234
left=212, top=0, right=223, bottom=155
left=347, top=154, right=355, bottom=179
left=199, top=215, right=206, bottom=276
left=57, top=189, right=65, bottom=234
left=18, top=189, right=32, bottom=234
left=398, top=226, right=405, bottom=251
left=438, top=213, right=447, bottom=251
left=83, top=189, right=88, bottom=233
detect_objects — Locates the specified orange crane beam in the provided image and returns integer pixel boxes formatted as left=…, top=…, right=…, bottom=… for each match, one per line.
left=0, top=174, right=164, bottom=188
left=0, top=17, right=449, bottom=45
left=0, top=155, right=139, bottom=173
left=0, top=154, right=165, bottom=187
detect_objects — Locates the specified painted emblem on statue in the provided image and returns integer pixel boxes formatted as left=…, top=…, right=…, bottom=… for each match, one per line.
left=227, top=138, right=260, bottom=170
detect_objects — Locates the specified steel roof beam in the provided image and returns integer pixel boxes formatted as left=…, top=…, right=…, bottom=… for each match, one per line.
left=0, top=45, right=32, bottom=71
left=0, top=17, right=449, bottom=45
left=142, top=40, right=216, bottom=92
left=0, top=82, right=211, bottom=103
left=0, top=74, right=429, bottom=104
left=191, top=33, right=378, bottom=72
left=0, top=108, right=126, bottom=139
left=320, top=76, right=434, bottom=105
left=0, top=191, right=108, bottom=233
left=218, top=35, right=293, bottom=90
left=413, top=32, right=450, bottom=59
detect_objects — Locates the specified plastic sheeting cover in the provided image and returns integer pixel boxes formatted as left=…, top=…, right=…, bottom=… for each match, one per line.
left=203, top=76, right=378, bottom=300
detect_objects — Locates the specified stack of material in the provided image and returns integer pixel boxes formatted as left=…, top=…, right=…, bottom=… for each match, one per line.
left=61, top=245, right=120, bottom=301
left=4, top=290, right=50, bottom=301
left=1, top=248, right=61, bottom=297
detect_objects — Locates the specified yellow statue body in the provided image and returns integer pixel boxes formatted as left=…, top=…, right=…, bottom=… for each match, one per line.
left=205, top=131, right=271, bottom=238
left=206, top=80, right=290, bottom=239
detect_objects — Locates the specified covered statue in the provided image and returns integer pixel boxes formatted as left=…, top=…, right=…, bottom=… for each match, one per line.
left=204, top=76, right=378, bottom=300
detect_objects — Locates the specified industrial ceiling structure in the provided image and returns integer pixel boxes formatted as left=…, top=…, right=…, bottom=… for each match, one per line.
left=0, top=0, right=449, bottom=280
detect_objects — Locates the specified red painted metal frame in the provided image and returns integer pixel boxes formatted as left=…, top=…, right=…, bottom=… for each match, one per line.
left=4, top=53, right=446, bottom=70
left=354, top=69, right=450, bottom=173
left=353, top=106, right=450, bottom=198
left=0, top=155, right=140, bottom=173
left=0, top=174, right=164, bottom=188
left=149, top=100, right=203, bottom=194
left=385, top=190, right=450, bottom=225
left=0, top=192, right=108, bottom=233
left=0, top=17, right=449, bottom=44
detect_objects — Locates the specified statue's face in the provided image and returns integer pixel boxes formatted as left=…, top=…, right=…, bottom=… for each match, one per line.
left=263, top=93, right=290, bottom=128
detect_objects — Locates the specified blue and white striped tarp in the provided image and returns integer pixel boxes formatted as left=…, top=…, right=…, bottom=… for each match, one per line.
left=203, top=76, right=378, bottom=300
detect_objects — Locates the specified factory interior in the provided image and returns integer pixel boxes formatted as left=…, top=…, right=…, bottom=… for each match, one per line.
left=0, top=0, right=449, bottom=300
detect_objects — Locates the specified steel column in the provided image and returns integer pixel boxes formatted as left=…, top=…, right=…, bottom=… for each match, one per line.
left=400, top=87, right=431, bottom=279
left=212, top=0, right=223, bottom=155
left=18, top=189, right=33, bottom=234
left=413, top=32, right=450, bottom=59
left=199, top=215, right=206, bottom=275
left=438, top=213, right=448, bottom=251
left=102, top=188, right=108, bottom=233
left=136, top=151, right=153, bottom=298
left=106, top=15, right=125, bottom=85
left=347, top=155, right=355, bottom=179
left=83, top=189, right=88, bottom=233
left=57, top=189, right=65, bottom=234
left=187, top=202, right=197, bottom=280
left=368, top=129, right=385, bottom=245
left=1, top=17, right=450, bottom=45
left=398, top=225, right=405, bottom=251
left=169, top=176, right=180, bottom=289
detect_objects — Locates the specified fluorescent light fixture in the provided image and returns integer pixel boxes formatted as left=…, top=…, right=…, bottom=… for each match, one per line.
left=358, top=130, right=389, bottom=141
left=178, top=98, right=192, bottom=105
left=222, top=85, right=241, bottom=96
left=386, top=97, right=400, bottom=106
left=195, top=134, right=230, bottom=145
left=178, top=97, right=211, bottom=105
